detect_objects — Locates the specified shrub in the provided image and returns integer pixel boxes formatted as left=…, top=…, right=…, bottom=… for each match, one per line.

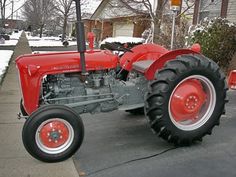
left=157, top=15, right=190, bottom=49
left=187, top=18, right=236, bottom=69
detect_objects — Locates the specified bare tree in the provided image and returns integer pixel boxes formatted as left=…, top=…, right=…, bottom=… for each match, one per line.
left=23, top=0, right=56, bottom=37
left=54, top=0, right=75, bottom=41
left=0, top=0, right=12, bottom=28
left=121, top=0, right=195, bottom=46
left=120, top=0, right=168, bottom=43
left=54, top=0, right=91, bottom=41
left=0, top=0, right=11, bottom=28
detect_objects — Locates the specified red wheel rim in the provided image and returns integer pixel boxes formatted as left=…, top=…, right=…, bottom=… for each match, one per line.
left=39, top=120, right=69, bottom=148
left=169, top=75, right=216, bottom=131
left=36, top=118, right=74, bottom=154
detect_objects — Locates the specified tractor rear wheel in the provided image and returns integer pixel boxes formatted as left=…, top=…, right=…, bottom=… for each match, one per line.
left=22, top=105, right=84, bottom=162
left=145, top=54, right=227, bottom=146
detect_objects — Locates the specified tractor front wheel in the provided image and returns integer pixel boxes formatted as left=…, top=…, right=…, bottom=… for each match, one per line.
left=145, top=54, right=227, bottom=146
left=22, top=105, right=84, bottom=162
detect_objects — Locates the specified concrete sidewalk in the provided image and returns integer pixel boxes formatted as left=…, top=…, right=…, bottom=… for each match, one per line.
left=0, top=33, right=79, bottom=177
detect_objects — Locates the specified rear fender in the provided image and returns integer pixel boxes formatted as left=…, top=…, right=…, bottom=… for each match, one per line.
left=120, top=43, right=169, bottom=71
left=228, top=70, right=236, bottom=90
left=145, top=49, right=200, bottom=80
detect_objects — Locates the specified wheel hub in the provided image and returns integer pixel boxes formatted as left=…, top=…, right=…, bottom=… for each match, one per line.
left=39, top=120, right=69, bottom=148
left=170, top=79, right=207, bottom=122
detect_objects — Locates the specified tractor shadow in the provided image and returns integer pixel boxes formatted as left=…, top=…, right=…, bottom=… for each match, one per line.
left=73, top=110, right=176, bottom=175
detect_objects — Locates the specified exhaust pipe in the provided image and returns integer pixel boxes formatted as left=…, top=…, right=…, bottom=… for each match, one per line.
left=74, top=0, right=87, bottom=75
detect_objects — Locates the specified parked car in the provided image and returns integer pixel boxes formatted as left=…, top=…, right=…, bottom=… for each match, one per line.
left=0, top=34, right=10, bottom=40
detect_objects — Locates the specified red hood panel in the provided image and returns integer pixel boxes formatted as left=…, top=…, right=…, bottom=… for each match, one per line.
left=16, top=50, right=119, bottom=73
left=16, top=50, right=118, bottom=114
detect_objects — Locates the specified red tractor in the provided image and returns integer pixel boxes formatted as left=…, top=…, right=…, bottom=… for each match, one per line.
left=16, top=0, right=227, bottom=162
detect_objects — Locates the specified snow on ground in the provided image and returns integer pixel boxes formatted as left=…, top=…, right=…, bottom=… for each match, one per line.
left=0, top=31, right=23, bottom=46
left=28, top=40, right=77, bottom=47
left=27, top=36, right=77, bottom=47
left=26, top=34, right=77, bottom=47
left=10, top=31, right=23, bottom=40
left=0, top=50, right=13, bottom=82
left=101, top=36, right=145, bottom=44
left=27, top=36, right=61, bottom=41
left=0, top=40, right=18, bottom=46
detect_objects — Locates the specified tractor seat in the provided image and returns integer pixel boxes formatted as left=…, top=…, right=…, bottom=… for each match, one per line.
left=132, top=60, right=155, bottom=73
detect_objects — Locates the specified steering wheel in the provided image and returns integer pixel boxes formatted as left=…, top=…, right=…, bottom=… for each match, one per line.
left=105, top=42, right=133, bottom=53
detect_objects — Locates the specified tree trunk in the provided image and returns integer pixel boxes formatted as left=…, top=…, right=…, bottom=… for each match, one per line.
left=0, top=7, right=5, bottom=28
left=62, top=16, right=68, bottom=42
left=39, top=24, right=44, bottom=38
left=153, top=0, right=164, bottom=43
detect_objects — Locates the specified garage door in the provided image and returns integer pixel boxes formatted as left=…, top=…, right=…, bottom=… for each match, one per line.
left=113, top=22, right=134, bottom=37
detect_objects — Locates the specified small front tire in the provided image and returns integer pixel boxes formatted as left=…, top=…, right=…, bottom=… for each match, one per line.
left=22, top=105, right=84, bottom=162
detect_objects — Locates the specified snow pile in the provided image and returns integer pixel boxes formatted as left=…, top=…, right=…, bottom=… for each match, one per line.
left=0, top=50, right=13, bottom=82
left=28, top=39, right=77, bottom=47
left=101, top=36, right=145, bottom=45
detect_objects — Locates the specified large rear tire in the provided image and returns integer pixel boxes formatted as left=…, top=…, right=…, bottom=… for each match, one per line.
left=22, top=105, right=84, bottom=162
left=145, top=54, right=227, bottom=146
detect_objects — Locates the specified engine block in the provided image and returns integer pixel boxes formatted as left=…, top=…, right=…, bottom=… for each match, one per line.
left=41, top=70, right=147, bottom=114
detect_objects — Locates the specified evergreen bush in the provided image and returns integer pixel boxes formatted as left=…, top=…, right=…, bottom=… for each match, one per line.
left=187, top=18, right=236, bottom=69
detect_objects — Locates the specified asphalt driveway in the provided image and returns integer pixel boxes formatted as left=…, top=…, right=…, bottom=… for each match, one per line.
left=73, top=91, right=236, bottom=177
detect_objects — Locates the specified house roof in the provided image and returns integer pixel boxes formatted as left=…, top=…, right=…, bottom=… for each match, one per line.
left=81, top=0, right=102, bottom=19
left=91, top=0, right=148, bottom=20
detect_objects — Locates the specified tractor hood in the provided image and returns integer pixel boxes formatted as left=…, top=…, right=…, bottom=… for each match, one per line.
left=16, top=50, right=119, bottom=75
left=16, top=50, right=118, bottom=114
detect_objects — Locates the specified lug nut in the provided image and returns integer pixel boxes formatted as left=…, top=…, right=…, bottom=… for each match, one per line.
left=55, top=140, right=58, bottom=143
left=60, top=136, right=63, bottom=139
left=49, top=139, right=52, bottom=142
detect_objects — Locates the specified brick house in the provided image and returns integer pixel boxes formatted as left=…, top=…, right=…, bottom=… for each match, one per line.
left=0, top=19, right=25, bottom=32
left=87, top=0, right=150, bottom=41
